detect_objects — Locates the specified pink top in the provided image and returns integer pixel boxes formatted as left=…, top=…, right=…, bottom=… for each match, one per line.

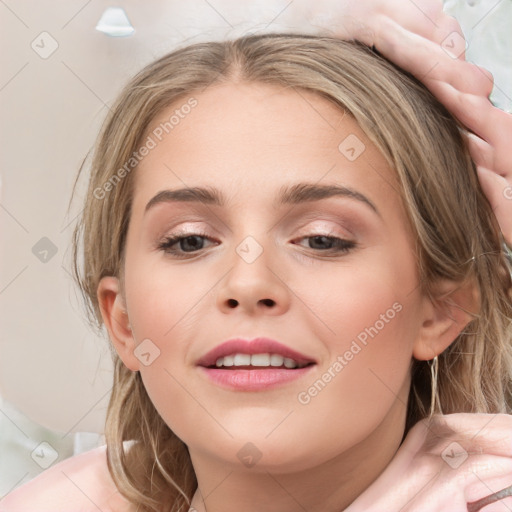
left=0, top=445, right=134, bottom=512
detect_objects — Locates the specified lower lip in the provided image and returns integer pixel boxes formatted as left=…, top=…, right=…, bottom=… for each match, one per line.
left=198, top=365, right=315, bottom=391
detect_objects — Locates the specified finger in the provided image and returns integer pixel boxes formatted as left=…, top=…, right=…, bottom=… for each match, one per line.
left=427, top=84, right=512, bottom=178
left=466, top=471, right=512, bottom=508
left=461, top=454, right=512, bottom=511
left=476, top=167, right=512, bottom=245
left=433, top=13, right=467, bottom=61
left=406, top=453, right=512, bottom=512
left=373, top=18, right=493, bottom=97
left=468, top=496, right=512, bottom=512
left=364, top=0, right=446, bottom=44
left=399, top=454, right=512, bottom=512
left=474, top=65, right=494, bottom=89
left=465, top=133, right=494, bottom=171
left=380, top=0, right=454, bottom=45
left=463, top=102, right=512, bottom=180
left=422, top=414, right=512, bottom=458
left=426, top=59, right=494, bottom=99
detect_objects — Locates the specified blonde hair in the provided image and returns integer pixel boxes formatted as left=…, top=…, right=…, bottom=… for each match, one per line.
left=71, top=34, right=512, bottom=511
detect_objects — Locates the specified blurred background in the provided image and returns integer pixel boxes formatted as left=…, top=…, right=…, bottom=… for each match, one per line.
left=0, top=0, right=511, bottom=497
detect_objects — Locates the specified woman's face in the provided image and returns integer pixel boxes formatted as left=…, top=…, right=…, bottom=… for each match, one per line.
left=110, top=81, right=431, bottom=473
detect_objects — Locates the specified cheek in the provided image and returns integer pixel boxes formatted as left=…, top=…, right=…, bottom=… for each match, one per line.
left=122, top=235, right=423, bottom=465
left=295, top=246, right=418, bottom=376
left=122, top=258, right=222, bottom=436
left=295, top=246, right=419, bottom=361
left=126, top=258, right=206, bottom=341
left=281, top=260, right=420, bottom=461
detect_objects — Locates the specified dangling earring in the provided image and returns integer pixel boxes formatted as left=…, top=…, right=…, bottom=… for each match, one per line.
left=428, top=355, right=440, bottom=417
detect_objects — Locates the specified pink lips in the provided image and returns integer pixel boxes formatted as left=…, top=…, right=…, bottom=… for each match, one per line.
left=196, top=337, right=316, bottom=368
left=196, top=337, right=317, bottom=391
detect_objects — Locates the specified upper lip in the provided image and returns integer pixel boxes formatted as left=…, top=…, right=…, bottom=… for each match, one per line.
left=196, top=337, right=317, bottom=367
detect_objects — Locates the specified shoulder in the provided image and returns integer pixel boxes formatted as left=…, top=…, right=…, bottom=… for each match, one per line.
left=0, top=444, right=135, bottom=512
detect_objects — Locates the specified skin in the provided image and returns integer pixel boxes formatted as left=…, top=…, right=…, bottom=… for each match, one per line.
left=97, top=81, right=473, bottom=512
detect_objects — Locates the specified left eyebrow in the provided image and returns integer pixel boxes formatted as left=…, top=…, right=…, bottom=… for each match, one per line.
left=275, top=182, right=379, bottom=216
left=144, top=182, right=380, bottom=217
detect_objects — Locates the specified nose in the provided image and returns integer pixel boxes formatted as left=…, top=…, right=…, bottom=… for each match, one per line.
left=216, top=237, right=291, bottom=316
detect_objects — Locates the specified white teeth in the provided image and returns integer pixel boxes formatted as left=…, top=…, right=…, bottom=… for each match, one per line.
left=251, top=354, right=270, bottom=366
left=270, top=354, right=284, bottom=366
left=216, top=356, right=234, bottom=366
left=214, top=353, right=302, bottom=368
left=284, top=357, right=297, bottom=368
left=233, top=354, right=251, bottom=366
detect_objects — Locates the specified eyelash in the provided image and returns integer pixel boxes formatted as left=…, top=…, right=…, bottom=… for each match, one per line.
left=156, top=231, right=357, bottom=259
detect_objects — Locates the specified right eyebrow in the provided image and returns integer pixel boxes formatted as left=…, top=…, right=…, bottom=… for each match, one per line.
left=145, top=186, right=224, bottom=213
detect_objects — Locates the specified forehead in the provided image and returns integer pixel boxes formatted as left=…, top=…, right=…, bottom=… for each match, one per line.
left=132, top=81, right=400, bottom=212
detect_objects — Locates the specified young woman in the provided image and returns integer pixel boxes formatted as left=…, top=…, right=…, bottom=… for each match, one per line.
left=2, top=5, right=511, bottom=512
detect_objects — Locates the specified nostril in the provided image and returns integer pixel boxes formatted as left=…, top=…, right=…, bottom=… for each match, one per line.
left=225, top=298, right=275, bottom=308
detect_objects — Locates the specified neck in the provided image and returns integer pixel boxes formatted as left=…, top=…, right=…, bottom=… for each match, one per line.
left=188, top=398, right=407, bottom=512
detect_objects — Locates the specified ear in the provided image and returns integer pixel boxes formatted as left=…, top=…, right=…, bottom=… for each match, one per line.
left=413, top=277, right=480, bottom=361
left=97, top=276, right=140, bottom=372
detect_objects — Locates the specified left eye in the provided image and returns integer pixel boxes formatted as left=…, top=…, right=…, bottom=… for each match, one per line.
left=293, top=235, right=356, bottom=253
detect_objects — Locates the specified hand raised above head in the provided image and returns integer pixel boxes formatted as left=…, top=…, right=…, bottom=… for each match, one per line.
left=293, top=0, right=512, bottom=245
